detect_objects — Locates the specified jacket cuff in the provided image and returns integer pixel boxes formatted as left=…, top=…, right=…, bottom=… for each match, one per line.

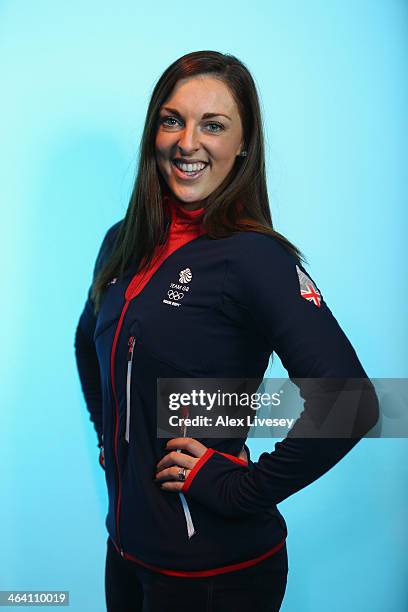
left=181, top=448, right=259, bottom=518
left=181, top=447, right=216, bottom=492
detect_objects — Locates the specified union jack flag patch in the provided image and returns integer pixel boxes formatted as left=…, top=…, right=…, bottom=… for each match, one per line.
left=296, top=265, right=322, bottom=308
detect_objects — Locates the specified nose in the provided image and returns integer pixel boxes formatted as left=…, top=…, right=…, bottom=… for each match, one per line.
left=176, top=123, right=200, bottom=154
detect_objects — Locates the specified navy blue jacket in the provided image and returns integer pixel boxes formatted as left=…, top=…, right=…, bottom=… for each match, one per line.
left=74, top=217, right=379, bottom=576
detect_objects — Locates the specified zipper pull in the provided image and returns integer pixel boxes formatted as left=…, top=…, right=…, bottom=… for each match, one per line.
left=179, top=493, right=196, bottom=539
left=128, top=336, right=136, bottom=360
left=180, top=405, right=189, bottom=438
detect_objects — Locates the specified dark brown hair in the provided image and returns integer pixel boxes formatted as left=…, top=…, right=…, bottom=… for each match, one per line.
left=91, top=50, right=307, bottom=314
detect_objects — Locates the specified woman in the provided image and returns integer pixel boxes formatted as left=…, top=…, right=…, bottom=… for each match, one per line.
left=74, top=50, right=379, bottom=611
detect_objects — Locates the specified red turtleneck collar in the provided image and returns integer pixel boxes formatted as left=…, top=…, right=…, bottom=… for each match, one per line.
left=163, top=192, right=206, bottom=227
left=125, top=192, right=206, bottom=301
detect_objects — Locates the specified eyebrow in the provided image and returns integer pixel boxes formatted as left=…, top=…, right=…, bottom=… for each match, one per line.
left=160, top=106, right=232, bottom=121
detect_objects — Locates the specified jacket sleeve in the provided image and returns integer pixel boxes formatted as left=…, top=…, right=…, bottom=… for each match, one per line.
left=74, top=221, right=122, bottom=450
left=181, top=233, right=379, bottom=517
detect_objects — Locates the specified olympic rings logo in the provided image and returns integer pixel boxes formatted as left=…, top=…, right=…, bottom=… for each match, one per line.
left=167, top=290, right=184, bottom=300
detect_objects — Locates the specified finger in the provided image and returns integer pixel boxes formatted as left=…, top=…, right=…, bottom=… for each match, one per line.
left=165, top=437, right=207, bottom=457
left=155, top=466, right=191, bottom=483
left=156, top=451, right=195, bottom=473
left=160, top=481, right=185, bottom=492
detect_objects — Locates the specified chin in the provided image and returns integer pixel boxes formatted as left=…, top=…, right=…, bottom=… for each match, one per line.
left=169, top=183, right=207, bottom=204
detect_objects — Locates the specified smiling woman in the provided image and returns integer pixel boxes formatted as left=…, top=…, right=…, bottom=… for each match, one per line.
left=74, top=49, right=378, bottom=612
left=155, top=76, right=246, bottom=209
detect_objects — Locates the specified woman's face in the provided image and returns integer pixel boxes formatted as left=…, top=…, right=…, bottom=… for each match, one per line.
left=155, top=75, right=244, bottom=210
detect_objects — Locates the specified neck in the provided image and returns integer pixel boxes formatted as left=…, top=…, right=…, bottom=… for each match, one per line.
left=172, top=196, right=207, bottom=212
left=181, top=198, right=207, bottom=211
left=163, top=192, right=205, bottom=227
left=162, top=185, right=206, bottom=211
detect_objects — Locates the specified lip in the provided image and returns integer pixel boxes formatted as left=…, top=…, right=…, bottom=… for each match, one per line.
left=171, top=160, right=209, bottom=181
left=173, top=158, right=209, bottom=164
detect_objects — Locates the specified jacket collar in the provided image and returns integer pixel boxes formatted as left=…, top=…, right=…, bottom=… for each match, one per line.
left=163, top=192, right=205, bottom=227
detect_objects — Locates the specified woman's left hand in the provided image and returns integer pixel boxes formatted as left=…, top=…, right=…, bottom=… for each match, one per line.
left=154, top=438, right=208, bottom=492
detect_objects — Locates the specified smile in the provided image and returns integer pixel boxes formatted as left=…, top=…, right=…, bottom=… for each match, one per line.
left=171, top=160, right=209, bottom=181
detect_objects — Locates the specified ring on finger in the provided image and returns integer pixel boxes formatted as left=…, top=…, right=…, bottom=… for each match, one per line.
left=177, top=467, right=187, bottom=482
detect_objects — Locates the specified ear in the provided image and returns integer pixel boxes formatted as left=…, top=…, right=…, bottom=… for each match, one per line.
left=236, top=142, right=245, bottom=156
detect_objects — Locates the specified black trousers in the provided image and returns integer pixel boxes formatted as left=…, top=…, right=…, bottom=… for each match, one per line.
left=105, top=536, right=288, bottom=612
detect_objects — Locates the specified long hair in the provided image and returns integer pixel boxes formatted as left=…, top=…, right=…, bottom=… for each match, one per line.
left=91, top=50, right=307, bottom=314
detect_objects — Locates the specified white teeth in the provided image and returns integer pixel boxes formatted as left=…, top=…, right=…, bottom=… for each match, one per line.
left=174, top=161, right=207, bottom=173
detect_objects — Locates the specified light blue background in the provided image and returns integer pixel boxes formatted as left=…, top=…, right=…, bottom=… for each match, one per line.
left=1, top=0, right=407, bottom=610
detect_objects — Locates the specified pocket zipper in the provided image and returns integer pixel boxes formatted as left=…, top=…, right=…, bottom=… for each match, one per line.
left=177, top=413, right=196, bottom=539
left=179, top=492, right=196, bottom=538
left=125, top=336, right=136, bottom=443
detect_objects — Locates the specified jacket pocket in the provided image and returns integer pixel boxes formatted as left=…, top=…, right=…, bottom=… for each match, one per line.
left=126, top=340, right=199, bottom=538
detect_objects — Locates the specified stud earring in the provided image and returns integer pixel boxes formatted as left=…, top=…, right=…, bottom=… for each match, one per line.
left=238, top=150, right=247, bottom=157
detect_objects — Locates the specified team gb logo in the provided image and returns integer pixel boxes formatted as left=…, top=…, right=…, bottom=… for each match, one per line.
left=179, top=268, right=192, bottom=284
left=163, top=267, right=193, bottom=308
